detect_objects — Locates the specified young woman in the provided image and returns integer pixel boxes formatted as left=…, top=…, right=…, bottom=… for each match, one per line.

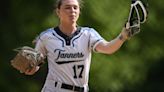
left=25, top=0, right=130, bottom=92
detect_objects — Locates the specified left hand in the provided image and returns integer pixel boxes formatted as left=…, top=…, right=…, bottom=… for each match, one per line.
left=24, top=66, right=40, bottom=75
left=120, top=22, right=140, bottom=41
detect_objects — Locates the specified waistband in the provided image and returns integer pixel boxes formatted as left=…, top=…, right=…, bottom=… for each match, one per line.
left=44, top=80, right=86, bottom=92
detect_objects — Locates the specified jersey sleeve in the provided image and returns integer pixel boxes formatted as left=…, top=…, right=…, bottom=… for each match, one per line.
left=35, top=37, right=47, bottom=57
left=34, top=31, right=49, bottom=57
left=89, top=28, right=104, bottom=52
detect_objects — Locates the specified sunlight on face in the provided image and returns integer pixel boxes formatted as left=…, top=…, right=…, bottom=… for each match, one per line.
left=57, top=0, right=80, bottom=24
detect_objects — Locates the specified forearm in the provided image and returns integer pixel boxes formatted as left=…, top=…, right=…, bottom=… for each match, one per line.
left=95, top=30, right=128, bottom=54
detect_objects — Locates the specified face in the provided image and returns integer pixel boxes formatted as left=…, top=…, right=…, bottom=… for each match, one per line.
left=56, top=0, right=80, bottom=24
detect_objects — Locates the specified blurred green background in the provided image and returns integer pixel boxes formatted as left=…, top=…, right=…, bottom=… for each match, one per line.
left=1, top=0, right=164, bottom=92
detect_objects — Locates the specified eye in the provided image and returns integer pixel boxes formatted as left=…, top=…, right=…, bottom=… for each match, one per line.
left=65, top=6, right=71, bottom=9
left=74, top=6, right=78, bottom=10
left=64, top=5, right=79, bottom=10
left=74, top=5, right=80, bottom=10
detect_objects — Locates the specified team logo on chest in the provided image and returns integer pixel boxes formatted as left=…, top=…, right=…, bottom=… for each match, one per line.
left=54, top=49, right=84, bottom=64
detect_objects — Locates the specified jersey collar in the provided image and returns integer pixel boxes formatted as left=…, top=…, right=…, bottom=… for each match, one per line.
left=54, top=26, right=81, bottom=45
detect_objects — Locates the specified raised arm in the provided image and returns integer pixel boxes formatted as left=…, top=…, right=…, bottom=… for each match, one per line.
left=95, top=27, right=128, bottom=54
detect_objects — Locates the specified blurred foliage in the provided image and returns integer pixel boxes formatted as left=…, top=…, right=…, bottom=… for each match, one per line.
left=0, top=0, right=164, bottom=92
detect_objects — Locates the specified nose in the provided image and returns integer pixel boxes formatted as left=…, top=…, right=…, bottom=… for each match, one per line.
left=70, top=7, right=76, bottom=13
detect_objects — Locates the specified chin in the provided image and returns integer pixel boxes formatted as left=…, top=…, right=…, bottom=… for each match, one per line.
left=69, top=20, right=77, bottom=24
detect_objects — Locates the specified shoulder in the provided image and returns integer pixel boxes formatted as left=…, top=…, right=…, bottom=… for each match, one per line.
left=38, top=28, right=54, bottom=39
left=80, top=26, right=95, bottom=31
left=33, top=28, right=54, bottom=42
left=80, top=26, right=97, bottom=34
left=80, top=26, right=100, bottom=36
left=40, top=28, right=54, bottom=37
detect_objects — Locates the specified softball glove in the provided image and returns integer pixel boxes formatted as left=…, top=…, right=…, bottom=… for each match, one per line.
left=10, top=46, right=45, bottom=73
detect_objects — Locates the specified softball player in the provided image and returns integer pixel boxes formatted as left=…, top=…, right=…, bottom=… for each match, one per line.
left=25, top=0, right=130, bottom=92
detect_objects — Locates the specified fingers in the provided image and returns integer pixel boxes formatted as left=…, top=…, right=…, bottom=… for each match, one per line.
left=25, top=66, right=40, bottom=75
left=125, top=22, right=130, bottom=29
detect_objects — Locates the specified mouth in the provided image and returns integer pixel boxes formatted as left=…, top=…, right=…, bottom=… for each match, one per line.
left=70, top=15, right=75, bottom=17
left=69, top=15, right=76, bottom=19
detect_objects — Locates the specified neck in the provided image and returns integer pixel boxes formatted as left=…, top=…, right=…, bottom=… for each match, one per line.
left=59, top=22, right=77, bottom=36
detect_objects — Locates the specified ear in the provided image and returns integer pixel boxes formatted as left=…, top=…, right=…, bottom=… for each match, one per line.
left=55, top=8, right=60, bottom=16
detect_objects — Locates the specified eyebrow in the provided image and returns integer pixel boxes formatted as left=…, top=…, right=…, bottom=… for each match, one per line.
left=62, top=5, right=79, bottom=9
left=64, top=4, right=79, bottom=7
